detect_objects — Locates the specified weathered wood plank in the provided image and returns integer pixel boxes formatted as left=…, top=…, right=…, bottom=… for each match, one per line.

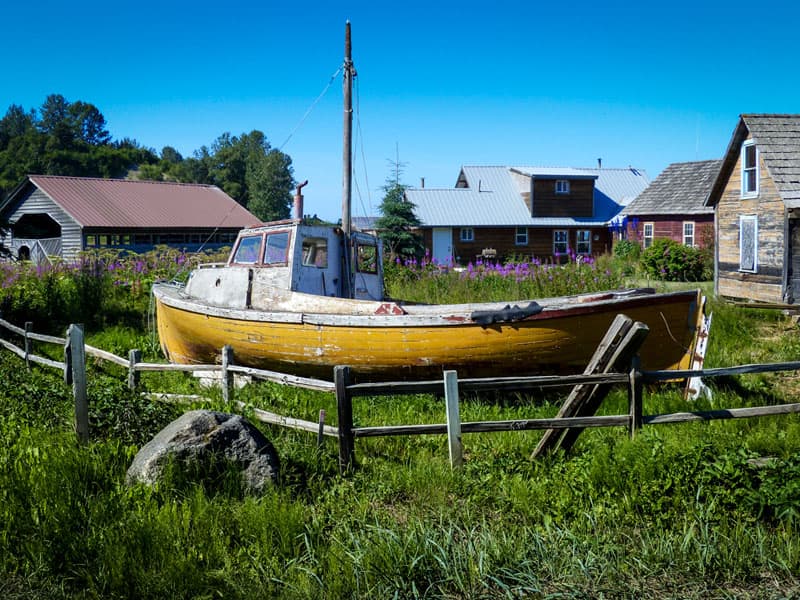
left=645, top=402, right=800, bottom=424
left=532, top=314, right=634, bottom=458
left=0, top=337, right=26, bottom=359
left=135, top=362, right=222, bottom=372
left=227, top=364, right=335, bottom=392
left=643, top=360, right=800, bottom=382
left=353, top=414, right=629, bottom=438
left=84, top=345, right=129, bottom=367
left=27, top=332, right=66, bottom=344
left=0, top=318, right=25, bottom=336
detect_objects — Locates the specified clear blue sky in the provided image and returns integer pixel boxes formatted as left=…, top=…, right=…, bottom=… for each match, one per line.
left=3, top=0, right=798, bottom=221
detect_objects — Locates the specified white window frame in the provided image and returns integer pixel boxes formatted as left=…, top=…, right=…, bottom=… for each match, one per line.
left=460, top=227, right=474, bottom=242
left=555, top=180, right=570, bottom=194
left=739, top=215, right=758, bottom=273
left=643, top=222, right=654, bottom=249
left=576, top=230, right=591, bottom=255
left=553, top=230, right=568, bottom=255
left=515, top=227, right=528, bottom=245
left=741, top=141, right=759, bottom=198
left=683, top=221, right=695, bottom=247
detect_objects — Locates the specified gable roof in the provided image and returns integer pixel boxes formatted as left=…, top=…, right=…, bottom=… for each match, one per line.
left=4, top=175, right=259, bottom=229
left=407, top=166, right=648, bottom=227
left=707, top=114, right=800, bottom=207
left=624, top=160, right=720, bottom=216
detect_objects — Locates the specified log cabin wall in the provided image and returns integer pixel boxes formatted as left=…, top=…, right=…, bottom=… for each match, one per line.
left=531, top=179, right=594, bottom=217
left=716, top=135, right=786, bottom=303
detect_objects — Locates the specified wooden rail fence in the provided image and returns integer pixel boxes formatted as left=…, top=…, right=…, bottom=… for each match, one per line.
left=2, top=316, right=800, bottom=474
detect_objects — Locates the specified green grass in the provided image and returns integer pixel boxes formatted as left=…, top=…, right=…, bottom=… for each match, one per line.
left=3, top=258, right=800, bottom=597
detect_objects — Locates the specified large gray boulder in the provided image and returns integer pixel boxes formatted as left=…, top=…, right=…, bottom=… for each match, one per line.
left=126, top=410, right=279, bottom=495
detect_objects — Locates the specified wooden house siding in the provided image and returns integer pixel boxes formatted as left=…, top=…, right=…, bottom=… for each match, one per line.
left=7, top=187, right=83, bottom=258
left=420, top=227, right=612, bottom=263
left=716, top=142, right=786, bottom=302
left=531, top=179, right=594, bottom=217
left=627, top=215, right=714, bottom=248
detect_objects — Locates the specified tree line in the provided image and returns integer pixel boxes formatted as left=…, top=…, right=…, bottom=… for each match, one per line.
left=0, top=94, right=294, bottom=221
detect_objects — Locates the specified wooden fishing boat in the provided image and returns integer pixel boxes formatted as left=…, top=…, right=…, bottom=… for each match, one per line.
left=152, top=215, right=706, bottom=381
left=152, top=23, right=706, bottom=383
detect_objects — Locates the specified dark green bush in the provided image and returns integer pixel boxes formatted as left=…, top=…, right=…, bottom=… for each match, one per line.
left=613, top=239, right=641, bottom=261
left=641, top=238, right=708, bottom=281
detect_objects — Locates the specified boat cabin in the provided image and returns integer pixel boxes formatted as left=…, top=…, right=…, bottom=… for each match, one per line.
left=183, top=220, right=385, bottom=310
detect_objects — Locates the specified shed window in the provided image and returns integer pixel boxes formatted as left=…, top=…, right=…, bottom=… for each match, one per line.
left=460, top=228, right=474, bottom=242
left=555, top=180, right=570, bottom=194
left=515, top=227, right=528, bottom=245
left=643, top=223, right=654, bottom=249
left=739, top=215, right=758, bottom=273
left=576, top=230, right=591, bottom=254
left=683, top=222, right=695, bottom=247
left=553, top=230, right=568, bottom=255
left=741, top=141, right=758, bottom=197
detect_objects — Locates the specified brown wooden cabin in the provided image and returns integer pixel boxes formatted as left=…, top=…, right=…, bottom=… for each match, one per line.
left=406, top=165, right=649, bottom=265
left=706, top=114, right=800, bottom=304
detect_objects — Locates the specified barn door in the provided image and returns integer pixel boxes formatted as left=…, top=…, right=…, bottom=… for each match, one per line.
left=790, top=220, right=800, bottom=304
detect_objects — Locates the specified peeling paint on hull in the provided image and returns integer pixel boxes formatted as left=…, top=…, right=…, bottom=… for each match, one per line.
left=153, top=285, right=704, bottom=382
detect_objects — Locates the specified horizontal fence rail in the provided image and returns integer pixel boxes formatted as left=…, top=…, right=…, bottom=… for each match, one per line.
left=3, top=316, right=800, bottom=475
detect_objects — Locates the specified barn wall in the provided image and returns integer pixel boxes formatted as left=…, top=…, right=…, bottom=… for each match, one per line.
left=7, top=187, right=83, bottom=259
left=716, top=136, right=786, bottom=303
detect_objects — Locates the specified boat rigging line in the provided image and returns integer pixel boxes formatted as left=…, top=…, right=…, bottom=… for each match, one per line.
left=278, top=64, right=344, bottom=153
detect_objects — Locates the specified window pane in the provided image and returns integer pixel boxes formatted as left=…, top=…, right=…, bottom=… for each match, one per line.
left=263, top=232, right=290, bottom=264
left=233, top=236, right=262, bottom=263
left=740, top=217, right=756, bottom=271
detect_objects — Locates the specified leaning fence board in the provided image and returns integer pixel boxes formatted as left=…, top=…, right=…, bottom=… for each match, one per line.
left=28, top=354, right=66, bottom=370
left=84, top=345, right=129, bottom=367
left=353, top=414, right=630, bottom=437
left=247, top=405, right=338, bottom=437
left=643, top=361, right=800, bottom=382
left=228, top=364, right=335, bottom=392
left=0, top=337, right=26, bottom=359
left=0, top=318, right=26, bottom=336
left=135, top=362, right=222, bottom=372
left=28, top=332, right=66, bottom=345
left=645, top=403, right=800, bottom=424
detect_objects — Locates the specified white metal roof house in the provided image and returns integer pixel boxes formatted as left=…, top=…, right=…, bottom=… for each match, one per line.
left=405, top=165, right=649, bottom=264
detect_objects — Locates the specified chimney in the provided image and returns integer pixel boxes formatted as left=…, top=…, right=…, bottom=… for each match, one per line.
left=420, top=177, right=425, bottom=188
left=293, top=180, right=308, bottom=220
left=597, top=158, right=602, bottom=169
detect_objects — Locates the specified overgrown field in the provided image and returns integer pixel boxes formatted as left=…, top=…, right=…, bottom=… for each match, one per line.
left=1, top=251, right=800, bottom=598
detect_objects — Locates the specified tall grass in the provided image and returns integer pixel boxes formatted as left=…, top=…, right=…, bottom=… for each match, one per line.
left=2, top=252, right=800, bottom=597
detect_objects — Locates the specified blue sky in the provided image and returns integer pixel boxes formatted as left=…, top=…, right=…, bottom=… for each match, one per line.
left=3, top=0, right=798, bottom=221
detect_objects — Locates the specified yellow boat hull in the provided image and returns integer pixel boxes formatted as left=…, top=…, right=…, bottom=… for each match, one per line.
left=154, top=287, right=703, bottom=382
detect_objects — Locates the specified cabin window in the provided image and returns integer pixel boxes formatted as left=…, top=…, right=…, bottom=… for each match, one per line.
left=356, top=243, right=378, bottom=274
left=85, top=235, right=96, bottom=247
left=302, top=237, right=328, bottom=268
left=741, top=141, right=758, bottom=197
left=515, top=227, right=528, bottom=245
left=460, top=227, right=474, bottom=242
left=263, top=231, right=290, bottom=265
left=553, top=230, right=568, bottom=255
left=643, top=223, right=654, bottom=249
left=576, top=230, right=591, bottom=254
left=232, top=236, right=262, bottom=264
left=739, top=215, right=758, bottom=273
left=555, top=180, right=570, bottom=194
left=683, top=222, right=695, bottom=247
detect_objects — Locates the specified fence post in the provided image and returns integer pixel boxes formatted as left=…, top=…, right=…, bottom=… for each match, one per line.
left=128, top=349, right=141, bottom=390
left=334, top=366, right=355, bottom=474
left=317, top=409, right=327, bottom=448
left=24, top=321, right=33, bottom=370
left=221, top=345, right=234, bottom=403
left=67, top=324, right=89, bottom=444
left=63, top=328, right=73, bottom=385
left=444, top=370, right=463, bottom=469
left=628, top=355, right=643, bottom=439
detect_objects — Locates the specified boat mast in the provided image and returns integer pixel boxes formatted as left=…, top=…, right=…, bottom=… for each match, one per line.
left=341, top=21, right=355, bottom=298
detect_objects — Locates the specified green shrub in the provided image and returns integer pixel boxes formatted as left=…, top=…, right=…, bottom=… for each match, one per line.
left=641, top=238, right=707, bottom=281
left=613, top=239, right=641, bottom=261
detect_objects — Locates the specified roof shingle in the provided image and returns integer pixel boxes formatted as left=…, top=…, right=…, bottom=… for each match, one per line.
left=624, top=160, right=720, bottom=216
